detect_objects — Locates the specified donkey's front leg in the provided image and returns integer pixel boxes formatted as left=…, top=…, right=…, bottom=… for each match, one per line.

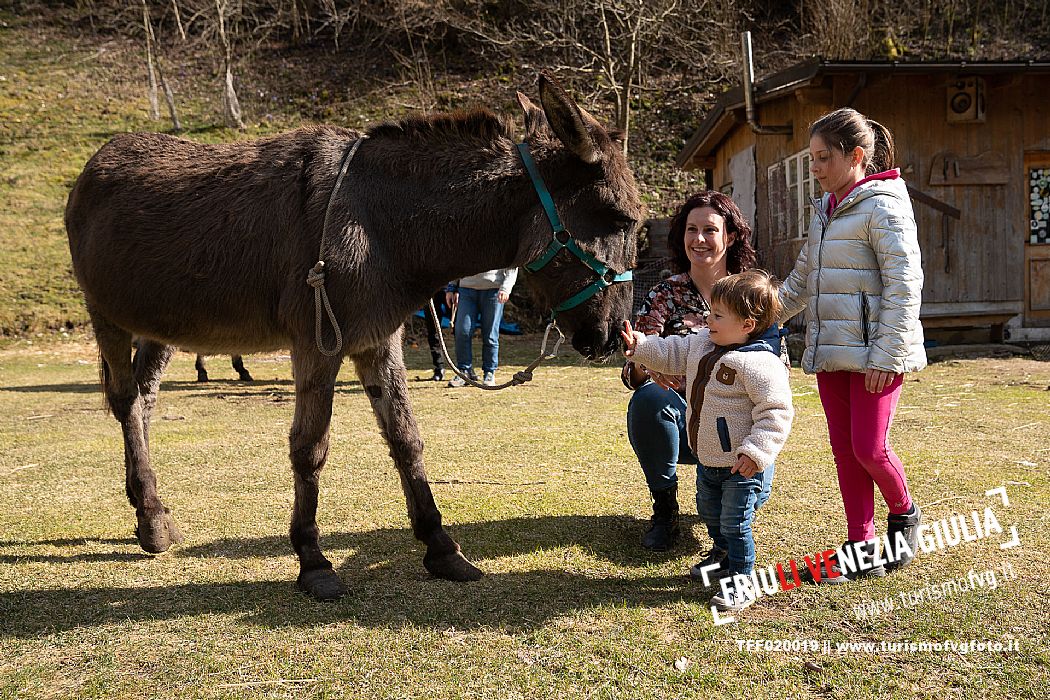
left=288, top=348, right=346, bottom=601
left=352, top=333, right=483, bottom=582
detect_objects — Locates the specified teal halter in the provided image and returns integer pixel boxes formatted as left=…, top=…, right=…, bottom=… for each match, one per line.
left=517, top=143, right=633, bottom=317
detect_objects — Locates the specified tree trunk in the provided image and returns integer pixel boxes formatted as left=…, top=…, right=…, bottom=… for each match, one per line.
left=157, top=61, right=182, bottom=132
left=222, top=66, right=243, bottom=129
left=171, top=0, right=186, bottom=41
left=290, top=0, right=303, bottom=43
left=142, top=0, right=160, bottom=120
left=619, top=87, right=630, bottom=156
left=215, top=0, right=245, bottom=129
left=144, top=4, right=181, bottom=132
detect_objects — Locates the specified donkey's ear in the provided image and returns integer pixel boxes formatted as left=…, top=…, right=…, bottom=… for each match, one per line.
left=538, top=73, right=600, bottom=164
left=516, top=91, right=547, bottom=139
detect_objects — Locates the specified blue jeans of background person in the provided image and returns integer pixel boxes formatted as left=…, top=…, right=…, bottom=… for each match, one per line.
left=697, top=463, right=775, bottom=575
left=454, top=287, right=503, bottom=374
left=627, top=380, right=697, bottom=492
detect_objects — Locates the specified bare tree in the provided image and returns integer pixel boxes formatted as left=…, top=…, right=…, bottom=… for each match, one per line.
left=433, top=0, right=736, bottom=155
left=142, top=0, right=182, bottom=131
left=215, top=0, right=244, bottom=129
left=142, top=0, right=161, bottom=120
left=801, top=0, right=873, bottom=57
left=590, top=0, right=684, bottom=154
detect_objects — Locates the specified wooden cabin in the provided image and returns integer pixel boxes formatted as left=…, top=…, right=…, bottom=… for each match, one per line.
left=676, top=59, right=1050, bottom=342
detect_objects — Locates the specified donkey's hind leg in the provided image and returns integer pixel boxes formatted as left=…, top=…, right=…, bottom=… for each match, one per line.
left=92, top=313, right=182, bottom=553
left=288, top=347, right=345, bottom=600
left=195, top=354, right=209, bottom=382
left=133, top=339, right=175, bottom=497
left=352, top=331, right=483, bottom=583
left=231, top=355, right=253, bottom=382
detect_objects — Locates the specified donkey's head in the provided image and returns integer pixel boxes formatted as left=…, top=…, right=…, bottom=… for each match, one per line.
left=515, top=76, right=644, bottom=361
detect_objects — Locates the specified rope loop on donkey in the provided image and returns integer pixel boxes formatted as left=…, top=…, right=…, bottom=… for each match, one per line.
left=309, top=261, right=343, bottom=357
left=310, top=136, right=367, bottom=357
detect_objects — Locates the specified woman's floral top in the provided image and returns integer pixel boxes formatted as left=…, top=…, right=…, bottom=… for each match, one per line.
left=633, top=273, right=711, bottom=337
left=622, top=273, right=709, bottom=390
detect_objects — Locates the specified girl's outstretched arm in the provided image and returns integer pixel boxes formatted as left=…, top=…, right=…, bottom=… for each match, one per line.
left=779, top=238, right=812, bottom=324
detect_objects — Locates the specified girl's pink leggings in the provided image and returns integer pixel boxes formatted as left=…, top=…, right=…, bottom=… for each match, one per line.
left=816, top=370, right=913, bottom=541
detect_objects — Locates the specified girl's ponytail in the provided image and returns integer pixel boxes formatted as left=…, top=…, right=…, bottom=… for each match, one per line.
left=867, top=119, right=896, bottom=174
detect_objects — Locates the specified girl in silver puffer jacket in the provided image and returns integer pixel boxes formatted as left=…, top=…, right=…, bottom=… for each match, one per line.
left=779, top=107, right=925, bottom=583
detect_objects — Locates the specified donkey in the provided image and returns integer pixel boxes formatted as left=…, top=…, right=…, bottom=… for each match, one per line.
left=65, top=75, right=642, bottom=600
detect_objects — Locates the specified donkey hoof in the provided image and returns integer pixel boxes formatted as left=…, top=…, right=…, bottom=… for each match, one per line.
left=424, top=549, right=484, bottom=582
left=297, top=568, right=348, bottom=601
left=136, top=510, right=184, bottom=554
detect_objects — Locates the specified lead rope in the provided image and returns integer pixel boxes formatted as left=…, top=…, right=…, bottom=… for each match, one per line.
left=426, top=299, right=564, bottom=390
left=309, top=136, right=367, bottom=357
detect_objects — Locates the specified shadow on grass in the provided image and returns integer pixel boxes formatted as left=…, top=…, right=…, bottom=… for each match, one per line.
left=2, top=382, right=103, bottom=394
left=0, top=335, right=617, bottom=395
left=0, top=537, right=148, bottom=564
left=0, top=537, right=136, bottom=547
left=2, top=378, right=364, bottom=395
left=401, top=333, right=623, bottom=372
left=0, top=515, right=713, bottom=637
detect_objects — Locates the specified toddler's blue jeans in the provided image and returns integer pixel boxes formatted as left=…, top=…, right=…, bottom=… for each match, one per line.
left=697, top=463, right=774, bottom=575
left=627, top=379, right=774, bottom=574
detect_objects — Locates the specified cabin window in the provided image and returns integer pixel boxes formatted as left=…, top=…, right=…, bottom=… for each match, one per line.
left=1031, top=167, right=1049, bottom=244
left=768, top=150, right=822, bottom=239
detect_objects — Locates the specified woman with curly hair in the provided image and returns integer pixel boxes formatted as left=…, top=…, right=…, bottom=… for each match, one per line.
left=622, top=191, right=764, bottom=554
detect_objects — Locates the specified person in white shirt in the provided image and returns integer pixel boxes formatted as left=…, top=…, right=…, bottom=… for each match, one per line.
left=445, top=268, right=517, bottom=386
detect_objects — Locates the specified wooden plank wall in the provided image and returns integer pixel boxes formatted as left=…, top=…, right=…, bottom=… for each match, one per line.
left=707, top=72, right=1047, bottom=315
left=858, top=73, right=1024, bottom=306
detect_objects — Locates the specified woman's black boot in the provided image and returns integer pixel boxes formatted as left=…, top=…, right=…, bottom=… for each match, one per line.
left=642, top=485, right=680, bottom=551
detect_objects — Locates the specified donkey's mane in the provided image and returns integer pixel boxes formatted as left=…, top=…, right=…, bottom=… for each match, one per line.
left=367, top=108, right=514, bottom=144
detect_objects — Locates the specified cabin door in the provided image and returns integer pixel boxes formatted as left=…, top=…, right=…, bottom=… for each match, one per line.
left=1024, top=152, right=1050, bottom=326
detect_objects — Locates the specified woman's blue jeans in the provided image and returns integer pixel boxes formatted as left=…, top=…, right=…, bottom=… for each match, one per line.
left=454, top=287, right=503, bottom=374
left=627, top=379, right=774, bottom=573
left=626, top=380, right=696, bottom=492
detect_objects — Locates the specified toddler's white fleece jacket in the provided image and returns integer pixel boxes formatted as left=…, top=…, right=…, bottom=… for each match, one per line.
left=632, top=328, right=794, bottom=471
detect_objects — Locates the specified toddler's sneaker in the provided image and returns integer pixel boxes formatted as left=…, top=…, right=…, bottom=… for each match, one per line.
left=483, top=371, right=496, bottom=386
left=710, top=584, right=757, bottom=613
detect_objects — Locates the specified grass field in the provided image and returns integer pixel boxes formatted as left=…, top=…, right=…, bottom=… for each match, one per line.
left=1, top=335, right=1048, bottom=699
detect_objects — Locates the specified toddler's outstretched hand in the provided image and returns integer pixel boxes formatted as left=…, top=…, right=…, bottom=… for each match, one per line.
left=620, top=320, right=645, bottom=357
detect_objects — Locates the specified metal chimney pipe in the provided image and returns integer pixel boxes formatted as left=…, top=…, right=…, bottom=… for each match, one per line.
left=741, top=31, right=792, bottom=135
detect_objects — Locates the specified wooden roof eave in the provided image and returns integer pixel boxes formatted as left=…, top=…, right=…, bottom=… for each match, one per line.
left=677, top=59, right=825, bottom=171
left=676, top=58, right=1050, bottom=171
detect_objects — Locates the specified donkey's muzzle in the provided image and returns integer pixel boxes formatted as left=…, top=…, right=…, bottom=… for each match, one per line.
left=571, top=319, right=623, bottom=362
